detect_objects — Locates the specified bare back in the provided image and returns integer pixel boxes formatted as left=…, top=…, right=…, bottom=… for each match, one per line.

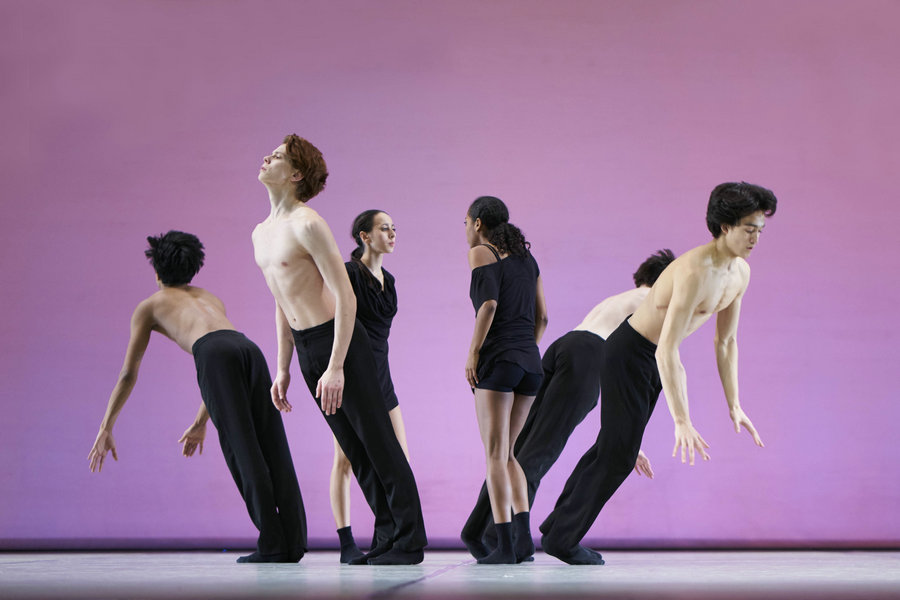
left=573, top=287, right=650, bottom=340
left=145, top=286, right=234, bottom=352
left=629, top=241, right=750, bottom=345
left=252, top=204, right=344, bottom=330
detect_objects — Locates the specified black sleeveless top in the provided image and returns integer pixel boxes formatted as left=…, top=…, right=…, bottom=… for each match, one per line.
left=469, top=245, right=542, bottom=380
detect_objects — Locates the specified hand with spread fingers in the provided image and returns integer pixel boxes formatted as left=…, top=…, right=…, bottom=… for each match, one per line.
left=673, top=422, right=710, bottom=465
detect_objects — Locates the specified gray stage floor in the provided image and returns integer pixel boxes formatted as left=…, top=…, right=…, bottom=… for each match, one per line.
left=1, top=550, right=898, bottom=599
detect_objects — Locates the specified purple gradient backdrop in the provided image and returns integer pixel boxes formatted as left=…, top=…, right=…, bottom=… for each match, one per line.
left=1, top=0, right=898, bottom=548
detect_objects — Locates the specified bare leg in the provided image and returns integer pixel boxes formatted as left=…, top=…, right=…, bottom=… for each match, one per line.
left=474, top=388, right=517, bottom=564
left=330, top=435, right=363, bottom=563
left=330, top=435, right=353, bottom=528
left=507, top=393, right=535, bottom=514
left=388, top=406, right=411, bottom=462
left=474, top=388, right=514, bottom=524
left=508, top=392, right=536, bottom=562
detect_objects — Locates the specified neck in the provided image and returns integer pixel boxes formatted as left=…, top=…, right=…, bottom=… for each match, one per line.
left=265, top=182, right=302, bottom=218
left=361, top=249, right=384, bottom=274
left=710, top=238, right=739, bottom=266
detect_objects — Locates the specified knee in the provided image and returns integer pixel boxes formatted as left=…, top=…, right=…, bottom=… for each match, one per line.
left=332, top=452, right=352, bottom=478
left=483, top=439, right=509, bottom=464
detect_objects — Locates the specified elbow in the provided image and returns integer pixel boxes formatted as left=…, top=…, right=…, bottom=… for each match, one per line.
left=714, top=334, right=736, bottom=353
left=479, top=300, right=497, bottom=318
left=536, top=310, right=549, bottom=329
left=118, top=369, right=138, bottom=387
left=654, top=346, right=678, bottom=371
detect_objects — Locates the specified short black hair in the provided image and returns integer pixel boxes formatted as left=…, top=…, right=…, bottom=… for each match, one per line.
left=706, top=182, right=777, bottom=238
left=633, top=249, right=676, bottom=287
left=144, top=231, right=205, bottom=285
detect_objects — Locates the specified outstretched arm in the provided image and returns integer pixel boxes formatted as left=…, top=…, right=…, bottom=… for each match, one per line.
left=304, top=217, right=356, bottom=416
left=271, top=302, right=295, bottom=412
left=88, top=301, right=154, bottom=472
left=179, top=403, right=209, bottom=457
left=714, top=280, right=764, bottom=448
left=656, top=269, right=710, bottom=466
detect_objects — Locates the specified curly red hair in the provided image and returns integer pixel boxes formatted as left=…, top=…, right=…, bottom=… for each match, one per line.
left=283, top=134, right=329, bottom=202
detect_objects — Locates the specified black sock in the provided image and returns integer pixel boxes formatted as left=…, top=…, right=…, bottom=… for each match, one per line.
left=337, top=526, right=364, bottom=564
left=367, top=547, right=424, bottom=565
left=476, top=522, right=516, bottom=564
left=461, top=526, right=490, bottom=559
left=236, top=551, right=298, bottom=564
left=541, top=536, right=605, bottom=566
left=513, top=511, right=535, bottom=563
left=348, top=542, right=392, bottom=565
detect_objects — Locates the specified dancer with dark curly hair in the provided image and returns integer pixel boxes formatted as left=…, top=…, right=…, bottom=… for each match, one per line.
left=88, top=231, right=307, bottom=564
left=463, top=196, right=548, bottom=564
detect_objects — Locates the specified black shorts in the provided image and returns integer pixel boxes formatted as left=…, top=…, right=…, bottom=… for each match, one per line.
left=476, top=361, right=542, bottom=396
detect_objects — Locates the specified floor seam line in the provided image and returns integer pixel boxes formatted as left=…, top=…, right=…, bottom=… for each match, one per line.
left=366, top=558, right=474, bottom=598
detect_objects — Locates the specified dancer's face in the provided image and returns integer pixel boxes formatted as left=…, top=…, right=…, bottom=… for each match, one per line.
left=721, top=211, right=766, bottom=259
left=258, top=144, right=300, bottom=185
left=361, top=212, right=396, bottom=255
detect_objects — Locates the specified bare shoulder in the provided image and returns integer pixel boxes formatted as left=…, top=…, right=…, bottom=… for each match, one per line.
left=132, top=295, right=158, bottom=326
left=288, top=204, right=324, bottom=231
left=291, top=205, right=336, bottom=245
left=468, top=245, right=497, bottom=270
left=673, top=244, right=716, bottom=282
left=191, top=285, right=227, bottom=310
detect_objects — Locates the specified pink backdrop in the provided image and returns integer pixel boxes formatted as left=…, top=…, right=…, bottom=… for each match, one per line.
left=1, top=0, right=898, bottom=548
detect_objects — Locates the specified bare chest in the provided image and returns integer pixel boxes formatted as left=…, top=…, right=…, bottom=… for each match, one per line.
left=696, top=273, right=743, bottom=315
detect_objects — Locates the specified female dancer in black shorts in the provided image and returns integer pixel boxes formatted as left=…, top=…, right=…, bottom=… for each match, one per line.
left=463, top=196, right=548, bottom=564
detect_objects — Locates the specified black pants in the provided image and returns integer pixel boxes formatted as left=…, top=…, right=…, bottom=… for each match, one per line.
left=193, top=330, right=307, bottom=557
left=539, top=319, right=661, bottom=550
left=462, top=331, right=605, bottom=544
left=291, top=319, right=427, bottom=552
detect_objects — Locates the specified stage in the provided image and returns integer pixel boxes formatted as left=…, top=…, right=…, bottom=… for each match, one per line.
left=2, top=550, right=898, bottom=599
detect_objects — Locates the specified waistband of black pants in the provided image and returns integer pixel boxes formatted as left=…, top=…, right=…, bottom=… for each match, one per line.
left=191, top=329, right=244, bottom=354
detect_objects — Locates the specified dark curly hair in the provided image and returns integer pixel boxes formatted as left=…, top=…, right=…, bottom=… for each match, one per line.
left=633, top=249, right=675, bottom=287
left=144, top=231, right=205, bottom=285
left=468, top=196, right=530, bottom=257
left=707, top=182, right=777, bottom=238
left=283, top=134, right=329, bottom=202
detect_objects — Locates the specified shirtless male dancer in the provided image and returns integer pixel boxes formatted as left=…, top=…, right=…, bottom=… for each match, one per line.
left=539, top=181, right=777, bottom=565
left=251, top=134, right=426, bottom=565
left=461, top=249, right=675, bottom=559
left=88, top=231, right=307, bottom=563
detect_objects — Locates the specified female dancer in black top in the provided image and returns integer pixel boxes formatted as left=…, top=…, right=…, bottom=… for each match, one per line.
left=463, top=196, right=548, bottom=564
left=331, top=209, right=411, bottom=563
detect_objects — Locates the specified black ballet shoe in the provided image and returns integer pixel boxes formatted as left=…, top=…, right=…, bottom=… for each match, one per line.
left=236, top=551, right=298, bottom=563
left=366, top=548, right=424, bottom=565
